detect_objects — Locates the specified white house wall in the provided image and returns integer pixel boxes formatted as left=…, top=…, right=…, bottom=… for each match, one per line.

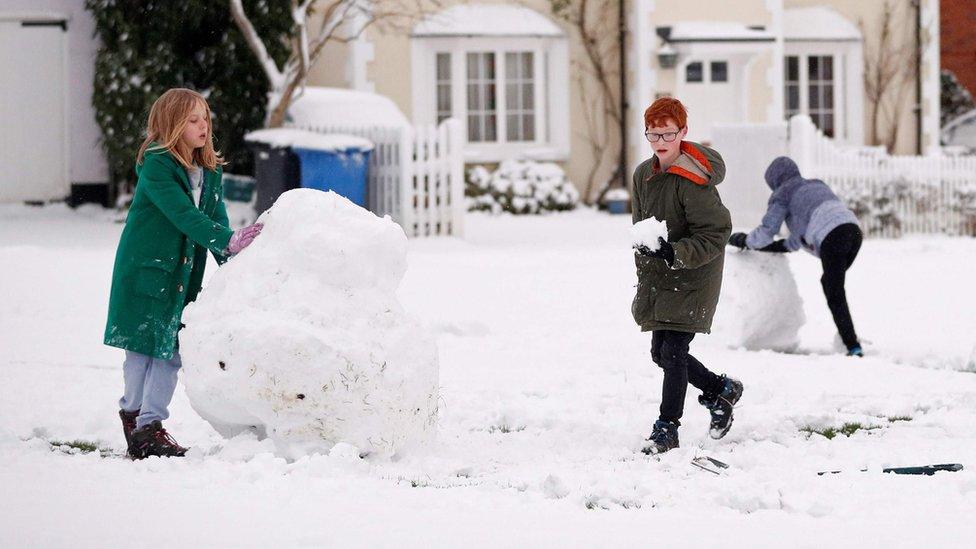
left=0, top=0, right=107, bottom=187
left=628, top=0, right=777, bottom=175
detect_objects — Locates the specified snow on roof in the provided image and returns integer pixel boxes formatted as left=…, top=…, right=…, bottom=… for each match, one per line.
left=412, top=4, right=564, bottom=37
left=287, top=87, right=409, bottom=129
left=784, top=7, right=861, bottom=42
left=667, top=21, right=774, bottom=42
left=245, top=128, right=374, bottom=152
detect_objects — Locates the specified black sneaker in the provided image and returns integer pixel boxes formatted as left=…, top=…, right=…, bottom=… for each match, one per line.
left=699, top=376, right=743, bottom=440
left=119, top=409, right=139, bottom=448
left=128, top=420, right=188, bottom=459
left=641, top=420, right=680, bottom=455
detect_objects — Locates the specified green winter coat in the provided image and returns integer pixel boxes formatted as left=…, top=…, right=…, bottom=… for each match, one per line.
left=631, top=141, right=732, bottom=333
left=104, top=146, right=234, bottom=359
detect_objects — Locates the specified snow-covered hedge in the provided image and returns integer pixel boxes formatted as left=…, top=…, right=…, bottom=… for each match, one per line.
left=466, top=160, right=579, bottom=214
left=840, top=177, right=976, bottom=237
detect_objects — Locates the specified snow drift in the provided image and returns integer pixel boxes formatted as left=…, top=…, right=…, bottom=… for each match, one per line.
left=180, top=189, right=439, bottom=458
left=711, top=249, right=806, bottom=352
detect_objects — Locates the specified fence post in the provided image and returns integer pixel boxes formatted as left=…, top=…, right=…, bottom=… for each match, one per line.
left=445, top=119, right=465, bottom=237
left=397, top=126, right=415, bottom=237
left=788, top=115, right=815, bottom=176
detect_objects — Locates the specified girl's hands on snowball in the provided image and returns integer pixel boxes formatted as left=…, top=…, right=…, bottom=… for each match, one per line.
left=226, top=223, right=264, bottom=255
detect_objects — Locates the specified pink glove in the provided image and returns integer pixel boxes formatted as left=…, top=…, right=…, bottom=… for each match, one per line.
left=225, top=223, right=263, bottom=255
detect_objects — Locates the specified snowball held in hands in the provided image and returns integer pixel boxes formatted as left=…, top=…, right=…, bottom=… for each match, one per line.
left=631, top=217, right=669, bottom=252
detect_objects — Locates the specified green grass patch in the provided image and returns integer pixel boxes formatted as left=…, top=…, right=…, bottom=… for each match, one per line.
left=48, top=439, right=101, bottom=454
left=800, top=422, right=882, bottom=440
left=488, top=423, right=526, bottom=434
left=886, top=415, right=913, bottom=423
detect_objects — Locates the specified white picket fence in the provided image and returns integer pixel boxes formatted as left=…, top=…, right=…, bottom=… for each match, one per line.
left=789, top=115, right=976, bottom=237
left=286, top=119, right=465, bottom=237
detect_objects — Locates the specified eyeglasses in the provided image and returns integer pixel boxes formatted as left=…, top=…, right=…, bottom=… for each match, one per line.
left=645, top=129, right=682, bottom=143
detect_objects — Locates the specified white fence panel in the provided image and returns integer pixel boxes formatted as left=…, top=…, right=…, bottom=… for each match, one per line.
left=285, top=119, right=465, bottom=238
left=789, top=115, right=976, bottom=237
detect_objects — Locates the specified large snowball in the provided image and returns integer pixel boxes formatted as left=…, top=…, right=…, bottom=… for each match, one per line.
left=180, top=189, right=439, bottom=458
left=710, top=250, right=805, bottom=352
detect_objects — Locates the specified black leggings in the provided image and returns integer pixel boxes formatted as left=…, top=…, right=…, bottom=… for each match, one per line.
left=819, top=223, right=862, bottom=349
left=652, top=330, right=725, bottom=425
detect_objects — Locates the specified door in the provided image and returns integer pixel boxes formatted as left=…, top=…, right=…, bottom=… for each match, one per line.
left=677, top=59, right=738, bottom=143
left=0, top=18, right=67, bottom=202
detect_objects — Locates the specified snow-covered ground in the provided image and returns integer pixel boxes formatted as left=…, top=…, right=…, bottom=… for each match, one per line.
left=1, top=204, right=975, bottom=547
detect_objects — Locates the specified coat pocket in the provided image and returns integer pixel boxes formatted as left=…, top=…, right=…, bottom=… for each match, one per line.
left=133, top=259, right=175, bottom=300
left=653, top=288, right=706, bottom=325
left=631, top=288, right=652, bottom=325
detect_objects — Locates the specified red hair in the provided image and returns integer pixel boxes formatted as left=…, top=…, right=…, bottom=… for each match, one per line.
left=644, top=97, right=687, bottom=129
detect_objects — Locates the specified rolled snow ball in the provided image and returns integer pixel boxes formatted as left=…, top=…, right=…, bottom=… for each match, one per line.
left=181, top=190, right=439, bottom=459
left=711, top=251, right=805, bottom=352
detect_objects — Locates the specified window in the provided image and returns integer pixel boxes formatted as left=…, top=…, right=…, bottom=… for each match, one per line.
left=414, top=34, right=570, bottom=161
left=435, top=53, right=452, bottom=124
left=710, top=61, right=728, bottom=83
left=466, top=52, right=497, bottom=142
left=783, top=54, right=836, bottom=137
left=807, top=56, right=834, bottom=137
left=505, top=52, right=535, bottom=141
left=685, top=62, right=703, bottom=83
left=784, top=56, right=800, bottom=118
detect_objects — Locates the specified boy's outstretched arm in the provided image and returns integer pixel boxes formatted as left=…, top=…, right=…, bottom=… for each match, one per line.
left=138, top=155, right=234, bottom=254
left=745, top=197, right=796, bottom=250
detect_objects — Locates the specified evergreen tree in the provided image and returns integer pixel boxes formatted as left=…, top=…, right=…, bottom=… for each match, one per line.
left=941, top=69, right=975, bottom=128
left=86, top=0, right=292, bottom=190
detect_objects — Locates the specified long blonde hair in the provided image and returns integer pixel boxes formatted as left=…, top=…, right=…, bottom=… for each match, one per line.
left=137, top=88, right=225, bottom=171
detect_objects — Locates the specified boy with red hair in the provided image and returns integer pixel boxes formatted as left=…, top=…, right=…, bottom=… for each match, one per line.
left=631, top=97, right=743, bottom=455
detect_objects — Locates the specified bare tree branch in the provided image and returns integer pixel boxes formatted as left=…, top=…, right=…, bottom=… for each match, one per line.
left=231, top=0, right=434, bottom=127
left=230, top=0, right=286, bottom=90
left=550, top=0, right=621, bottom=204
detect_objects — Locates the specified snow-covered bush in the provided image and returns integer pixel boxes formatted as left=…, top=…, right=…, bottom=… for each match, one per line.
left=466, top=160, right=579, bottom=214
left=841, top=179, right=908, bottom=237
left=180, top=189, right=439, bottom=459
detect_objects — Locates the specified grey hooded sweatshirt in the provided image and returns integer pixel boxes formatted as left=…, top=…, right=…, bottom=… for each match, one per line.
left=746, top=157, right=858, bottom=257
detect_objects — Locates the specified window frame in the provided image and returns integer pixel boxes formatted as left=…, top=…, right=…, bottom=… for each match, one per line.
left=783, top=52, right=841, bottom=138
left=412, top=36, right=570, bottom=162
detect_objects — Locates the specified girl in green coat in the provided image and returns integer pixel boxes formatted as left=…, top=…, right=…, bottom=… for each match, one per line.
left=104, top=88, right=263, bottom=459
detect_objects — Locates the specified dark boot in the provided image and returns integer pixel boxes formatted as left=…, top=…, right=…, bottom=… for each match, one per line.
left=699, top=375, right=743, bottom=440
left=642, top=420, right=680, bottom=455
left=119, top=409, right=139, bottom=448
left=129, top=420, right=188, bottom=459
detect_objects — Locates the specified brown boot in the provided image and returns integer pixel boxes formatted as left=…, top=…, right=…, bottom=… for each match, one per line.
left=119, top=409, right=139, bottom=448
left=129, top=421, right=188, bottom=459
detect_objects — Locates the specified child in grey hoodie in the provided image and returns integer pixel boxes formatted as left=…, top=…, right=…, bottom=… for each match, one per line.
left=728, top=156, right=864, bottom=356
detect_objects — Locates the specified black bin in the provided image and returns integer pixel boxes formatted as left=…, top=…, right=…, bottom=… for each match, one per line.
left=248, top=142, right=300, bottom=214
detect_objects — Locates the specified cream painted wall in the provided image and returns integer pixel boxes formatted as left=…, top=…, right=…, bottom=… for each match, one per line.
left=786, top=0, right=931, bottom=154
left=652, top=0, right=773, bottom=23
left=305, top=40, right=353, bottom=90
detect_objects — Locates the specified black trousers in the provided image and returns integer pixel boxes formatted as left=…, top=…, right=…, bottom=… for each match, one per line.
left=652, top=330, right=725, bottom=425
left=819, top=223, right=862, bottom=350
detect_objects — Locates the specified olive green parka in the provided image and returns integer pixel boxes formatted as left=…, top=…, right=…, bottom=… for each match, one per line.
left=631, top=141, right=732, bottom=333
